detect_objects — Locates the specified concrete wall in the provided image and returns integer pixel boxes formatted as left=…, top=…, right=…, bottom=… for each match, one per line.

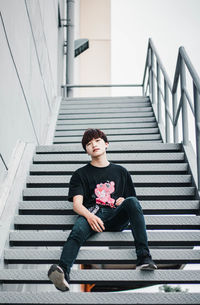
left=0, top=0, right=65, bottom=182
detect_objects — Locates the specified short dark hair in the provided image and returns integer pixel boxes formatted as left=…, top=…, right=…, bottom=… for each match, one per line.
left=82, top=129, right=108, bottom=151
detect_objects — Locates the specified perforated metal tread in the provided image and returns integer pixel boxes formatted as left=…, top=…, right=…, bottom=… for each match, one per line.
left=18, top=200, right=199, bottom=215
left=60, top=100, right=151, bottom=107
left=9, top=230, right=200, bottom=247
left=29, top=163, right=188, bottom=174
left=22, top=187, right=195, bottom=201
left=33, top=152, right=185, bottom=163
left=57, top=117, right=156, bottom=125
left=36, top=142, right=182, bottom=153
left=58, top=113, right=155, bottom=122
left=1, top=292, right=199, bottom=305
left=58, top=111, right=154, bottom=118
left=0, top=291, right=200, bottom=305
left=54, top=128, right=159, bottom=136
left=59, top=107, right=152, bottom=114
left=26, top=175, right=192, bottom=188
left=60, top=99, right=151, bottom=109
left=60, top=102, right=151, bottom=109
left=56, top=122, right=158, bottom=130
left=13, top=214, right=200, bottom=230
left=4, top=248, right=200, bottom=264
left=54, top=127, right=159, bottom=139
left=1, top=269, right=200, bottom=284
left=53, top=134, right=162, bottom=143
left=62, top=96, right=150, bottom=103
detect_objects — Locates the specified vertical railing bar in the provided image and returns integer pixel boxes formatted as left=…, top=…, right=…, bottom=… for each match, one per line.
left=156, top=62, right=161, bottom=125
left=148, top=47, right=152, bottom=101
left=193, top=84, right=200, bottom=194
left=173, top=92, right=178, bottom=143
left=180, top=59, right=189, bottom=145
left=65, top=86, right=67, bottom=98
left=151, top=49, right=156, bottom=105
left=164, top=80, right=170, bottom=142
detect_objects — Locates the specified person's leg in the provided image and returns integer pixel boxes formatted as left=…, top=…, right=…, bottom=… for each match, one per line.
left=59, top=215, right=95, bottom=274
left=105, top=196, right=157, bottom=270
left=48, top=215, right=95, bottom=291
left=105, top=196, right=149, bottom=256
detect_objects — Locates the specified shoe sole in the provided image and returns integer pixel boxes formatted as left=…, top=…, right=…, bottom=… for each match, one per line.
left=136, top=263, right=157, bottom=271
left=48, top=265, right=69, bottom=292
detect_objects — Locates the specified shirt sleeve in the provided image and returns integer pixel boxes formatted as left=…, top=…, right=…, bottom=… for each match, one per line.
left=68, top=171, right=84, bottom=202
left=124, top=170, right=136, bottom=198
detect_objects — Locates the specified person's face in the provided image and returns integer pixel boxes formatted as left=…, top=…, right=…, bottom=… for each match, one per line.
left=85, top=137, right=109, bottom=158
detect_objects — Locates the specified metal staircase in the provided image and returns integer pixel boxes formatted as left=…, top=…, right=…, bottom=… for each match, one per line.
left=1, top=39, right=200, bottom=303
left=0, top=94, right=200, bottom=303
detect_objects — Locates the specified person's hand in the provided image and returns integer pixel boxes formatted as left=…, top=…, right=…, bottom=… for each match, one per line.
left=115, top=197, right=125, bottom=206
left=86, top=213, right=105, bottom=232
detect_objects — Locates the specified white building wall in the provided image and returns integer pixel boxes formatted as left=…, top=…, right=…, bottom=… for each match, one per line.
left=76, top=0, right=111, bottom=97
left=0, top=0, right=65, bottom=182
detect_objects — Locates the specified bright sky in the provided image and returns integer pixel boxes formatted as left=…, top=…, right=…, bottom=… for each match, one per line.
left=111, top=0, right=200, bottom=90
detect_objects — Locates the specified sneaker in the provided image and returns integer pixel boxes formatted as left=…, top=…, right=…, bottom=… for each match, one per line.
left=48, top=264, right=70, bottom=291
left=136, top=255, right=157, bottom=271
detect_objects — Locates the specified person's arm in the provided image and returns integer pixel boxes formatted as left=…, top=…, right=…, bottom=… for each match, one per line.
left=73, top=195, right=105, bottom=232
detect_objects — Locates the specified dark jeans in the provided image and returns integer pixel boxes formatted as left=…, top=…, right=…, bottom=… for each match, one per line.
left=59, top=196, right=149, bottom=275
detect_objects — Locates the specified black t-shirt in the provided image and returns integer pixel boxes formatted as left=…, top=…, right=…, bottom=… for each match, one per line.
left=68, top=162, right=136, bottom=208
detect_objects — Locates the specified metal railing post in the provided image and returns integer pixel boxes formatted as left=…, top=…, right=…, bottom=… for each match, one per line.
left=193, top=84, right=200, bottom=194
left=148, top=48, right=152, bottom=99
left=156, top=62, right=161, bottom=124
left=66, top=0, right=75, bottom=97
left=164, top=80, right=170, bottom=142
left=173, top=92, right=178, bottom=143
left=151, top=49, right=156, bottom=105
left=180, top=59, right=189, bottom=145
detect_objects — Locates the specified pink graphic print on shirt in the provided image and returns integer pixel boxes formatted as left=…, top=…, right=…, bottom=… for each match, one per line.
left=94, top=181, right=115, bottom=208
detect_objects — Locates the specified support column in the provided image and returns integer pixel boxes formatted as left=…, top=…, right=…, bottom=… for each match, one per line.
left=66, top=0, right=75, bottom=97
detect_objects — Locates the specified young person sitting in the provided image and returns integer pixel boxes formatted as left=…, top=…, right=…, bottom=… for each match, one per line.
left=48, top=128, right=157, bottom=291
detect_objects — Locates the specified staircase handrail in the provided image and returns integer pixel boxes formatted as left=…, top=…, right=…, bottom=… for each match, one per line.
left=143, top=38, right=200, bottom=194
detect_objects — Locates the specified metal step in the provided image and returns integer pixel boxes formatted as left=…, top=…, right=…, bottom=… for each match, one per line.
left=58, top=111, right=154, bottom=119
left=4, top=248, right=200, bottom=264
left=14, top=214, right=200, bottom=230
left=56, top=117, right=156, bottom=125
left=26, top=174, right=192, bottom=186
left=55, top=122, right=158, bottom=130
left=61, top=96, right=150, bottom=107
left=54, top=128, right=160, bottom=136
left=22, top=186, right=195, bottom=200
left=62, top=96, right=150, bottom=103
left=53, top=134, right=162, bottom=144
left=10, top=230, right=200, bottom=247
left=1, top=269, right=200, bottom=285
left=0, top=291, right=199, bottom=305
left=18, top=200, right=200, bottom=215
left=33, top=152, right=185, bottom=163
left=60, top=98, right=151, bottom=109
left=29, top=163, right=188, bottom=175
left=36, top=143, right=182, bottom=153
left=59, top=105, right=152, bottom=113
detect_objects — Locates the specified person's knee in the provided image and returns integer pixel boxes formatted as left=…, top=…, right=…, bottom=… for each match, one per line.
left=124, top=196, right=142, bottom=212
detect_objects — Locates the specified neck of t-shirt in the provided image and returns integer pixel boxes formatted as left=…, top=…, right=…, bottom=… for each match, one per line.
left=90, top=159, right=110, bottom=168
